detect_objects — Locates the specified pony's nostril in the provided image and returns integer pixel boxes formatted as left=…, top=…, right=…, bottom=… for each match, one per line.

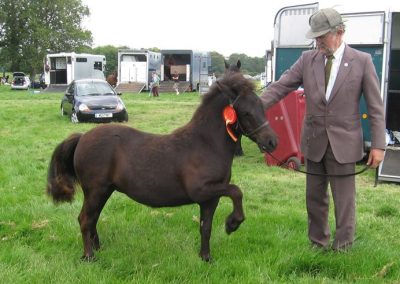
left=269, top=139, right=277, bottom=150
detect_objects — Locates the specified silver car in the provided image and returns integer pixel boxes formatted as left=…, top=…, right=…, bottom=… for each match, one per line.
left=11, top=72, right=30, bottom=90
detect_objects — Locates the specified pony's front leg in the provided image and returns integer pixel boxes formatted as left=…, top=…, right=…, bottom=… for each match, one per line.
left=189, top=183, right=245, bottom=236
left=198, top=198, right=219, bottom=262
left=224, top=184, right=245, bottom=234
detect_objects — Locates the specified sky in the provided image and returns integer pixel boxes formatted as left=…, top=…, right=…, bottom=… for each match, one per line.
left=82, top=0, right=399, bottom=58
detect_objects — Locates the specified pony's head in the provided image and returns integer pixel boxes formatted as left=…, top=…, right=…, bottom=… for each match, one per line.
left=212, top=72, right=277, bottom=153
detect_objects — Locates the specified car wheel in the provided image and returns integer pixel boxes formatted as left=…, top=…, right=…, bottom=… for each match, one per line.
left=71, top=111, right=79, bottom=123
left=60, top=106, right=66, bottom=116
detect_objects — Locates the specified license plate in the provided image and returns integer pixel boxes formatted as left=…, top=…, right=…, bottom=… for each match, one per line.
left=95, top=113, right=112, bottom=118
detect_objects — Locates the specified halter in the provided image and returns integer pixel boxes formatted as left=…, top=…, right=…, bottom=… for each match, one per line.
left=231, top=95, right=270, bottom=138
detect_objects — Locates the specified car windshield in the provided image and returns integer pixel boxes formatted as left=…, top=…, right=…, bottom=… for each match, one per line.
left=76, top=81, right=115, bottom=96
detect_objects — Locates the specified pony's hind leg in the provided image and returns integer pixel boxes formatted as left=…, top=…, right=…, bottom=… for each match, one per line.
left=199, top=198, right=219, bottom=262
left=78, top=187, right=113, bottom=261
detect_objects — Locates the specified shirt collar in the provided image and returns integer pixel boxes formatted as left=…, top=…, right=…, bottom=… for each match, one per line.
left=331, top=41, right=345, bottom=60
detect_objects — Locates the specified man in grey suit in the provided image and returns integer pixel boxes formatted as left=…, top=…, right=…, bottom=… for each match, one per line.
left=261, top=8, right=386, bottom=250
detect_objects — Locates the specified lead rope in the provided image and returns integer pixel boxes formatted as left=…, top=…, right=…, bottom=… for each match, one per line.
left=265, top=151, right=370, bottom=177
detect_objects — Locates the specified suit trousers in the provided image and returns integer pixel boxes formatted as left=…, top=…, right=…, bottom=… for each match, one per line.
left=305, top=143, right=356, bottom=250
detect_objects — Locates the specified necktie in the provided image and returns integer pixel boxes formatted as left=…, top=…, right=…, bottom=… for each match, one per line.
left=325, top=55, right=334, bottom=92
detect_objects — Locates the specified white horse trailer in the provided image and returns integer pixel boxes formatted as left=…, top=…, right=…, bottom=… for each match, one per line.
left=117, top=50, right=162, bottom=92
left=44, top=53, right=106, bottom=86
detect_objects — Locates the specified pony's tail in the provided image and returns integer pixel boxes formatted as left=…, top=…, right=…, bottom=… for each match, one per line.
left=46, top=133, right=82, bottom=203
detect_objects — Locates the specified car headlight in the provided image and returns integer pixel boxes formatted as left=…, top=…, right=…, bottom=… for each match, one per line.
left=78, top=103, right=90, bottom=112
left=116, top=102, right=125, bottom=111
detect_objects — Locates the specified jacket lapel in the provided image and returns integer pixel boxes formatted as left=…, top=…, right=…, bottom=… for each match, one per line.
left=328, top=45, right=353, bottom=103
left=312, top=52, right=327, bottom=103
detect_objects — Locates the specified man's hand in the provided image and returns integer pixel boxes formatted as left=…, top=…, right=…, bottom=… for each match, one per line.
left=367, top=148, right=385, bottom=169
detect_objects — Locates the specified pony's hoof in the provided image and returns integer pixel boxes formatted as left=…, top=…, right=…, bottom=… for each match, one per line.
left=199, top=252, right=212, bottom=262
left=93, top=243, right=101, bottom=251
left=225, top=215, right=244, bottom=234
left=81, top=254, right=96, bottom=262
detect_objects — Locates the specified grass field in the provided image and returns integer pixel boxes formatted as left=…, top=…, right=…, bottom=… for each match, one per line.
left=0, top=85, right=399, bottom=283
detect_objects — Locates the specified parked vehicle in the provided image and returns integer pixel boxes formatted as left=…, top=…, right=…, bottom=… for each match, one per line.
left=117, top=49, right=162, bottom=92
left=44, top=52, right=106, bottom=89
left=161, top=50, right=211, bottom=92
left=11, top=72, right=30, bottom=90
left=30, top=73, right=47, bottom=89
left=61, top=79, right=128, bottom=123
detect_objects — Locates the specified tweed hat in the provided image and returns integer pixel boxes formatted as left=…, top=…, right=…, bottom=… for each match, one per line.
left=306, top=8, right=344, bottom=39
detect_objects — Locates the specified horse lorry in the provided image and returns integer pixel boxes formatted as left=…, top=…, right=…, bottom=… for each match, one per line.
left=44, top=52, right=106, bottom=92
left=268, top=3, right=400, bottom=182
left=116, top=49, right=162, bottom=93
left=160, top=50, right=211, bottom=93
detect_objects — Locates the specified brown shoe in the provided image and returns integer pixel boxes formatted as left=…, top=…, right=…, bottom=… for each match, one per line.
left=332, top=243, right=352, bottom=252
left=310, top=242, right=328, bottom=251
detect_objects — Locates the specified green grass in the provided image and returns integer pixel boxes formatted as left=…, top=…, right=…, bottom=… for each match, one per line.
left=0, top=85, right=399, bottom=283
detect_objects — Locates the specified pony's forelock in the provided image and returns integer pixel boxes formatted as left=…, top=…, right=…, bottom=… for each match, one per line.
left=205, top=72, right=255, bottom=104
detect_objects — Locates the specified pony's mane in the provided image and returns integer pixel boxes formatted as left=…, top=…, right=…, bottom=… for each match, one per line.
left=202, top=72, right=255, bottom=106
left=181, top=72, right=255, bottom=128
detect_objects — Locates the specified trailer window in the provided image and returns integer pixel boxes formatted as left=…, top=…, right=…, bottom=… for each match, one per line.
left=76, top=58, right=87, bottom=63
left=94, top=61, right=102, bottom=71
left=121, top=54, right=146, bottom=62
left=50, top=58, right=57, bottom=70
left=67, top=57, right=72, bottom=64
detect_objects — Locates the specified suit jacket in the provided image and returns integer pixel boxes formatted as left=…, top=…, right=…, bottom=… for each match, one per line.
left=260, top=44, right=386, bottom=163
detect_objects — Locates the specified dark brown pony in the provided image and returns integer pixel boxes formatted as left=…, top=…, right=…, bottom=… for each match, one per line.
left=106, top=71, right=118, bottom=87
left=46, top=72, right=277, bottom=262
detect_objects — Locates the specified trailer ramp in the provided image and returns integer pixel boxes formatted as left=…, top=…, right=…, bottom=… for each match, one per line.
left=159, top=81, right=191, bottom=93
left=115, top=82, right=145, bottom=94
left=377, top=147, right=400, bottom=183
left=42, top=84, right=68, bottom=93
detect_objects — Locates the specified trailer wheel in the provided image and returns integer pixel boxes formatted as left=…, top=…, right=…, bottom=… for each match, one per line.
left=287, top=157, right=301, bottom=170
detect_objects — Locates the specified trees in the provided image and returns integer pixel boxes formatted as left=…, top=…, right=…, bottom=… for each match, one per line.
left=0, top=0, right=265, bottom=81
left=210, top=51, right=226, bottom=76
left=228, top=53, right=264, bottom=76
left=89, top=45, right=119, bottom=77
left=209, top=51, right=264, bottom=77
left=0, top=0, right=92, bottom=79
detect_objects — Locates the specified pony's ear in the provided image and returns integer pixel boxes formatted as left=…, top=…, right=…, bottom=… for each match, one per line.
left=236, top=60, right=241, bottom=69
left=224, top=60, right=229, bottom=69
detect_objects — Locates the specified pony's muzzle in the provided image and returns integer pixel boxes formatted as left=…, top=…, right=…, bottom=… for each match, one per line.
left=258, top=138, right=277, bottom=153
left=256, top=131, right=278, bottom=153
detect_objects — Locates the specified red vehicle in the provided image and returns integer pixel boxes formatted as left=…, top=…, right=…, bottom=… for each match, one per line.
left=265, top=89, right=305, bottom=170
